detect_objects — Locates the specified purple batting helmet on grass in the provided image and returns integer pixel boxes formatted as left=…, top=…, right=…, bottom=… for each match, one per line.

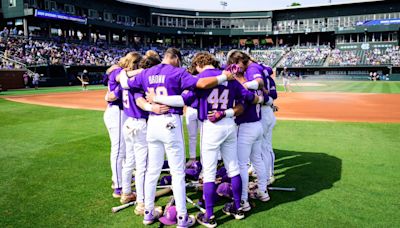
left=159, top=206, right=177, bottom=225
left=160, top=175, right=172, bottom=186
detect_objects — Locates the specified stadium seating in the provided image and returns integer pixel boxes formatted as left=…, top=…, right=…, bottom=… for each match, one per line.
left=279, top=47, right=330, bottom=67
left=1, top=35, right=400, bottom=70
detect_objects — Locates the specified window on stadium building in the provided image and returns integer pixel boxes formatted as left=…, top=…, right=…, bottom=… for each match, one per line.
left=64, top=4, right=75, bottom=15
left=9, top=0, right=16, bottom=7
left=88, top=9, right=99, bottom=19
left=104, top=12, right=112, bottom=22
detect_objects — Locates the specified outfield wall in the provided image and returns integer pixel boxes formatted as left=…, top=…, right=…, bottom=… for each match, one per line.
left=0, top=70, right=25, bottom=90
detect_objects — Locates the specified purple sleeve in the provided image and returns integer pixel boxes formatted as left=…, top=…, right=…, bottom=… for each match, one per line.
left=180, top=70, right=199, bottom=91
left=268, top=77, right=278, bottom=100
left=246, top=66, right=263, bottom=81
left=114, top=85, right=123, bottom=99
left=108, top=73, right=118, bottom=91
left=133, top=92, right=144, bottom=100
left=127, top=72, right=144, bottom=90
left=181, top=90, right=197, bottom=106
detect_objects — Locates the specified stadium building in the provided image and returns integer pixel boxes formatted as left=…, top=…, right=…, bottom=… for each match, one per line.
left=1, top=0, right=400, bottom=87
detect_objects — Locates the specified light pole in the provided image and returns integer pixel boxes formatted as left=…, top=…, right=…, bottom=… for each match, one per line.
left=220, top=1, right=227, bottom=10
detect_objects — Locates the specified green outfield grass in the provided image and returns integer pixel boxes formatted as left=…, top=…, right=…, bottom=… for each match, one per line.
left=0, top=99, right=399, bottom=227
left=276, top=80, right=400, bottom=93
left=0, top=85, right=105, bottom=96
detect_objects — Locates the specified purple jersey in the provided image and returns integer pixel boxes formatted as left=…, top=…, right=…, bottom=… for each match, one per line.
left=189, top=97, right=199, bottom=109
left=258, top=63, right=278, bottom=102
left=194, top=68, right=255, bottom=122
left=107, top=67, right=123, bottom=108
left=265, top=76, right=278, bottom=100
left=127, top=63, right=199, bottom=115
left=235, top=63, right=263, bottom=125
left=122, top=89, right=149, bottom=119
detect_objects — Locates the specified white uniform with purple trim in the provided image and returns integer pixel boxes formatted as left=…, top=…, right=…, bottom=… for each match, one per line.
left=193, top=68, right=256, bottom=183
left=103, top=67, right=127, bottom=190
left=261, top=75, right=278, bottom=180
left=120, top=84, right=149, bottom=204
left=236, top=63, right=268, bottom=202
left=121, top=63, right=199, bottom=217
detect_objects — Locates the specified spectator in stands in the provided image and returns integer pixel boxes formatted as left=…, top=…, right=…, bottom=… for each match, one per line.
left=0, top=27, right=9, bottom=37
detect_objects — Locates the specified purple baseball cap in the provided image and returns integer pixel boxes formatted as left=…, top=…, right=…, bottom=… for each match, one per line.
left=160, top=175, right=172, bottom=186
left=159, top=206, right=177, bottom=225
left=189, top=161, right=202, bottom=172
left=216, top=167, right=227, bottom=178
left=185, top=168, right=200, bottom=180
left=216, top=182, right=232, bottom=198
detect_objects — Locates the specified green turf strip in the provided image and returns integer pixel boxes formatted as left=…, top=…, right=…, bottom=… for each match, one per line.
left=0, top=99, right=399, bottom=227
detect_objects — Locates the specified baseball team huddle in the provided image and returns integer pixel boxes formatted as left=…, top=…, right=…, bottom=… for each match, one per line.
left=103, top=47, right=278, bottom=228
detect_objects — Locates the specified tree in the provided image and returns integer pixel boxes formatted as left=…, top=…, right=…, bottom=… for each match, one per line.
left=290, top=2, right=301, bottom=7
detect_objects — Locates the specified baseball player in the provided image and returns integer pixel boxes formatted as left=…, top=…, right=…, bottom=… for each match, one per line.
left=281, top=67, right=291, bottom=92
left=227, top=51, right=270, bottom=212
left=107, top=55, right=167, bottom=213
left=260, top=66, right=278, bottom=183
left=185, top=53, right=265, bottom=227
left=118, top=48, right=234, bottom=227
left=103, top=56, right=128, bottom=198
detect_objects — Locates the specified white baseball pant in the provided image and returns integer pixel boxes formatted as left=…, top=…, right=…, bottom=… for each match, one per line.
left=121, top=118, right=147, bottom=202
left=104, top=105, right=127, bottom=189
left=200, top=118, right=240, bottom=183
left=185, top=106, right=200, bottom=159
left=261, top=105, right=276, bottom=179
left=144, top=114, right=187, bottom=216
left=237, top=121, right=267, bottom=201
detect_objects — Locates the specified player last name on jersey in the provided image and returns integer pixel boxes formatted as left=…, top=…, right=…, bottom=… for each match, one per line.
left=148, top=75, right=166, bottom=84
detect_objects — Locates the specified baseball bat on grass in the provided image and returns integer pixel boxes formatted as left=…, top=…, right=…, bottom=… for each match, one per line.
left=111, top=201, right=136, bottom=213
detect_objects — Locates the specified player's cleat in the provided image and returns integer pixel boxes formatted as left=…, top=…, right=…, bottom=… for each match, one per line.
left=267, top=176, right=276, bottom=185
left=240, top=200, right=251, bottom=212
left=112, top=188, right=122, bottom=198
left=135, top=203, right=162, bottom=216
left=120, top=192, right=136, bottom=204
left=247, top=165, right=257, bottom=178
left=134, top=202, right=145, bottom=215
left=256, top=190, right=270, bottom=202
left=196, top=213, right=217, bottom=228
left=143, top=209, right=162, bottom=225
left=177, top=214, right=196, bottom=228
left=186, top=158, right=196, bottom=168
left=222, top=202, right=245, bottom=220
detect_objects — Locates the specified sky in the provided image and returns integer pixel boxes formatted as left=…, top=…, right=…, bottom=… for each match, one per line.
left=117, top=0, right=375, bottom=12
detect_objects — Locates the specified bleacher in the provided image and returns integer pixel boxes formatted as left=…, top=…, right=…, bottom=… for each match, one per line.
left=251, top=49, right=284, bottom=68
left=278, top=47, right=330, bottom=67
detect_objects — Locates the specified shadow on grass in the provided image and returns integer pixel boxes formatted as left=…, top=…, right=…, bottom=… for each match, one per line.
left=187, top=149, right=342, bottom=226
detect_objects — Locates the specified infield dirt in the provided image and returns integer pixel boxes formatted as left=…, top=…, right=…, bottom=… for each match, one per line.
left=5, top=90, right=400, bottom=123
